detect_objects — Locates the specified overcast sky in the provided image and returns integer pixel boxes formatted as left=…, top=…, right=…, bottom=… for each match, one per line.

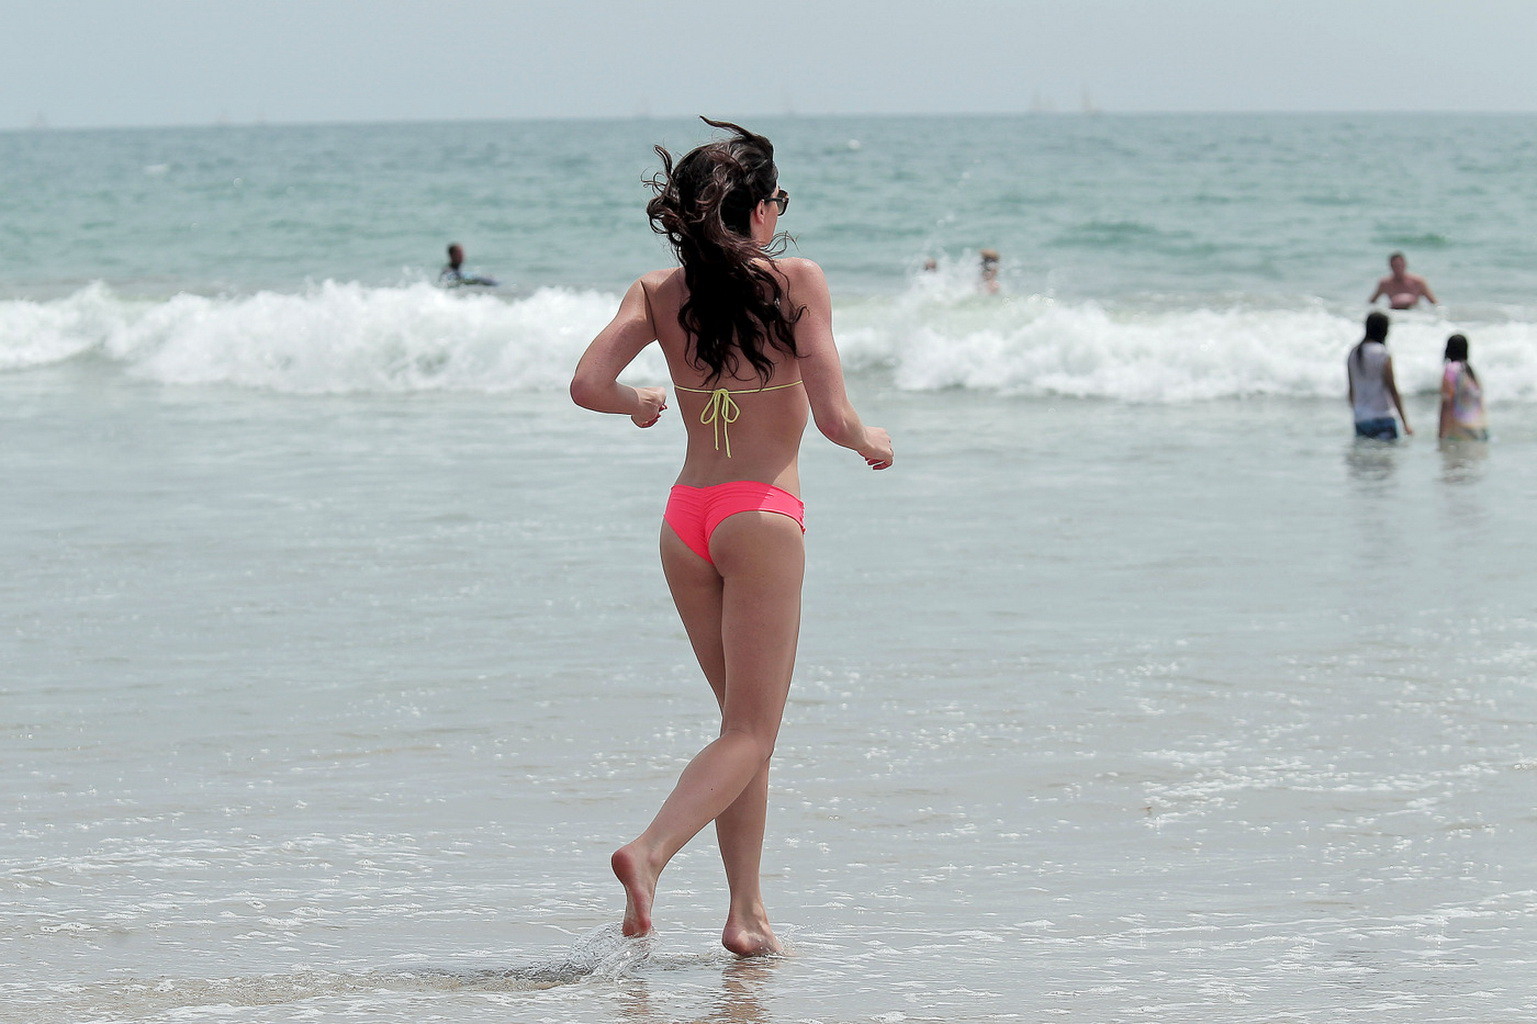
left=6, top=0, right=1536, bottom=129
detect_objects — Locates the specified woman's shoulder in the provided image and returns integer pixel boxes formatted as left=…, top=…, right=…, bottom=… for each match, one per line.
left=636, top=267, right=683, bottom=292
left=633, top=268, right=685, bottom=314
left=770, top=258, right=830, bottom=309
left=772, top=256, right=825, bottom=284
left=634, top=269, right=686, bottom=332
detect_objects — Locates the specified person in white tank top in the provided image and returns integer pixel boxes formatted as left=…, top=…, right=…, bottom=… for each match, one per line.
left=1346, top=311, right=1412, bottom=440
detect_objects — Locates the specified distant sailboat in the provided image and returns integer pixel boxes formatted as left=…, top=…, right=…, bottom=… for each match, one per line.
left=1081, top=87, right=1101, bottom=116
left=1029, top=90, right=1056, bottom=114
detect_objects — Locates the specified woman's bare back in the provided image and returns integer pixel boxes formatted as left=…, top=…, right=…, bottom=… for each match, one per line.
left=641, top=265, right=810, bottom=493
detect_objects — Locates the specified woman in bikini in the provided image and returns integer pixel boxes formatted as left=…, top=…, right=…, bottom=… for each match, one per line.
left=570, top=118, right=893, bottom=957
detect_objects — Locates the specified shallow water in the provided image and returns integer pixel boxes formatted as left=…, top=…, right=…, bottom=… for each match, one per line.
left=5, top=364, right=1535, bottom=1022
left=6, top=112, right=1536, bottom=1021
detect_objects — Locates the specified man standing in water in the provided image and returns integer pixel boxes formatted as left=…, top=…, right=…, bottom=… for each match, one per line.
left=1369, top=251, right=1437, bottom=309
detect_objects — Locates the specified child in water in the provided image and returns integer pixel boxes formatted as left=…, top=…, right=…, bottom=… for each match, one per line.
left=1439, top=334, right=1488, bottom=441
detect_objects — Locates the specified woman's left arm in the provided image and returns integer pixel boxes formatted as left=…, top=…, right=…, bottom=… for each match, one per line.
left=1383, top=356, right=1412, bottom=435
left=571, top=276, right=669, bottom=427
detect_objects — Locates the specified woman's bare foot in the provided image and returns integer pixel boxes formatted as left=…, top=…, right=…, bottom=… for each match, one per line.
left=611, top=843, right=658, bottom=938
left=722, top=905, right=782, bottom=957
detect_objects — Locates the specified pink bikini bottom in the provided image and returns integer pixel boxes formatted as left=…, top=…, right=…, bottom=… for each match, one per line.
left=663, top=481, right=806, bottom=564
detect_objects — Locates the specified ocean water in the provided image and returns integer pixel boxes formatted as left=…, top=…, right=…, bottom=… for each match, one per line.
left=3, top=114, right=1536, bottom=1023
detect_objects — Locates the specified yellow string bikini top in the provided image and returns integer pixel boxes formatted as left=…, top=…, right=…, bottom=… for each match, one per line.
left=672, top=379, right=804, bottom=458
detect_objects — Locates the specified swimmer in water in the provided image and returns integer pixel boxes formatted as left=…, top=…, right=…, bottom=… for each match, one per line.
left=1439, top=333, right=1488, bottom=441
left=570, top=118, right=892, bottom=957
left=1368, top=251, right=1436, bottom=310
left=979, top=249, right=1000, bottom=294
left=439, top=243, right=498, bottom=288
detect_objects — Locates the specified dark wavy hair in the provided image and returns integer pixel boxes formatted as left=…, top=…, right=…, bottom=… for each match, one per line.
left=1352, top=311, right=1391, bottom=374
left=1444, top=333, right=1478, bottom=384
left=1443, top=333, right=1469, bottom=363
left=645, top=117, right=802, bottom=384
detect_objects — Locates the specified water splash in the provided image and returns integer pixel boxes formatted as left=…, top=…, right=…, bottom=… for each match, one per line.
left=6, top=281, right=1537, bottom=402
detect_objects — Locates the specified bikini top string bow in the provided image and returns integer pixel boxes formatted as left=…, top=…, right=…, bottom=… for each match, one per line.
left=672, top=380, right=804, bottom=459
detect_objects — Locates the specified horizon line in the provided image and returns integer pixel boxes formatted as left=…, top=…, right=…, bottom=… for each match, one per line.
left=9, top=107, right=1537, bottom=134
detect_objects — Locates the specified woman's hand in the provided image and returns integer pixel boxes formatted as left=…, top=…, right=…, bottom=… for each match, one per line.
left=632, top=386, right=668, bottom=428
left=860, top=427, right=893, bottom=470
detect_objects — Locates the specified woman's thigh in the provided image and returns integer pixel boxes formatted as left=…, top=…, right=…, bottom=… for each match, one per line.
left=709, top=513, right=805, bottom=737
left=661, top=526, right=728, bottom=705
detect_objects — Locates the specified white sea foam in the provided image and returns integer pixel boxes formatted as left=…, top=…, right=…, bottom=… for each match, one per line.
left=839, top=272, right=1537, bottom=402
left=0, top=281, right=659, bottom=394
left=5, top=281, right=1537, bottom=402
left=0, top=282, right=123, bottom=370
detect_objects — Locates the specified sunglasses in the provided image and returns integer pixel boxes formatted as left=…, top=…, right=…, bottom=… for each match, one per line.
left=763, top=189, right=790, bottom=215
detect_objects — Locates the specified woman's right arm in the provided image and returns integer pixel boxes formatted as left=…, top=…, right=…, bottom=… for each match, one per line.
left=570, top=276, right=668, bottom=428
left=786, top=260, right=893, bottom=469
